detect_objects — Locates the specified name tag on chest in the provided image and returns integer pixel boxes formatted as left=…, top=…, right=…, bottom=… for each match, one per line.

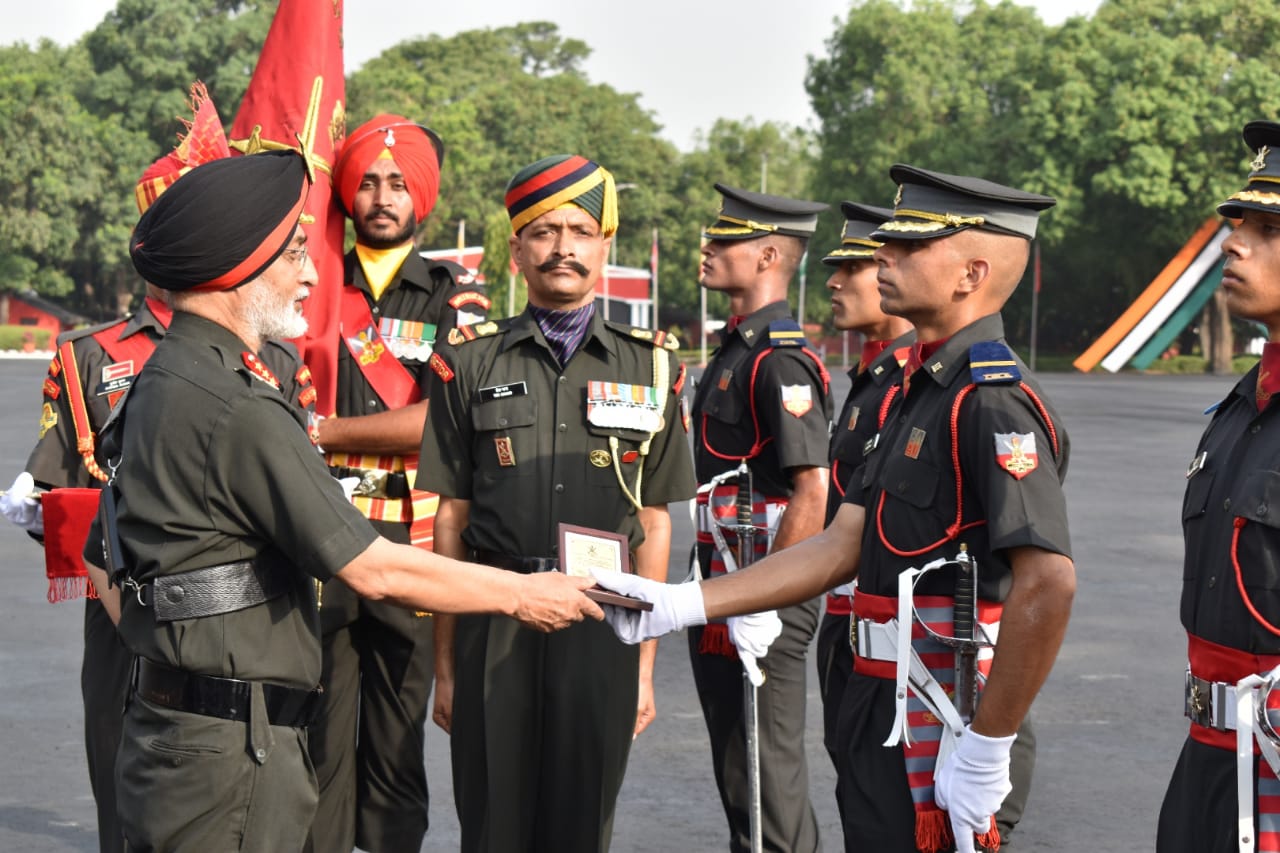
left=478, top=381, right=528, bottom=403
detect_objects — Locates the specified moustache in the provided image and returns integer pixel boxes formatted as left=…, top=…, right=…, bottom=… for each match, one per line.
left=364, top=208, right=399, bottom=225
left=536, top=258, right=590, bottom=276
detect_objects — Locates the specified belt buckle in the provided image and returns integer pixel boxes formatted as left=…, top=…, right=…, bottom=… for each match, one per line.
left=1186, top=670, right=1213, bottom=728
left=352, top=470, right=389, bottom=499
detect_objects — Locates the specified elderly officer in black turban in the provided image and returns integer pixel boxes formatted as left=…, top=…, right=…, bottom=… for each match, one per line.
left=86, top=150, right=601, bottom=853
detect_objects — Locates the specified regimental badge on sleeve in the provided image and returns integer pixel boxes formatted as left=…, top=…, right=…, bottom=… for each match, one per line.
left=39, top=402, right=58, bottom=439
left=428, top=352, right=454, bottom=383
left=780, top=384, right=813, bottom=418
left=994, top=432, right=1039, bottom=479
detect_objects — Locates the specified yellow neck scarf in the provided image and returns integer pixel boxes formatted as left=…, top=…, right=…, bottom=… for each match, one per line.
left=355, top=242, right=414, bottom=301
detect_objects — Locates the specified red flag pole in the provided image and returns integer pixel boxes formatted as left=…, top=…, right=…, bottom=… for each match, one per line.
left=229, top=0, right=346, bottom=415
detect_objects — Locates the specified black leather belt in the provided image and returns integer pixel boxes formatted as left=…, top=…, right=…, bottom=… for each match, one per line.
left=133, top=657, right=323, bottom=728
left=327, top=465, right=410, bottom=500
left=473, top=549, right=559, bottom=574
left=130, top=559, right=286, bottom=623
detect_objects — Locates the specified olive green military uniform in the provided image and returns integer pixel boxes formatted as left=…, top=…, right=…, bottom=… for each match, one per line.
left=418, top=307, right=696, bottom=853
left=99, top=312, right=376, bottom=852
left=23, top=300, right=314, bottom=853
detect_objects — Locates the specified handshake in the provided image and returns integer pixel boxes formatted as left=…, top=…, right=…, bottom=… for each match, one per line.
left=589, top=569, right=783, bottom=685
left=0, top=472, right=43, bottom=536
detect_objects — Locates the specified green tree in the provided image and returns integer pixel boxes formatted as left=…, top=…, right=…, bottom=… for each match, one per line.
left=346, top=22, right=679, bottom=316
left=0, top=40, right=149, bottom=317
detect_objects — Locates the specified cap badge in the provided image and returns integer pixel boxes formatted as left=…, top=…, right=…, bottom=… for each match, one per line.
left=894, top=184, right=904, bottom=206
left=384, top=128, right=396, bottom=148
left=1253, top=145, right=1271, bottom=174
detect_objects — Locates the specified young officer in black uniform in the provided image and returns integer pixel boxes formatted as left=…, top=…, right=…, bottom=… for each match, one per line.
left=814, top=201, right=913, bottom=813
left=597, top=165, right=1076, bottom=853
left=307, top=114, right=489, bottom=853
left=419, top=153, right=696, bottom=853
left=82, top=150, right=599, bottom=853
left=1157, top=120, right=1280, bottom=853
left=690, top=184, right=831, bottom=853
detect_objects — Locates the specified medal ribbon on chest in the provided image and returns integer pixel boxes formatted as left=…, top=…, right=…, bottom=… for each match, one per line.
left=586, top=381, right=662, bottom=432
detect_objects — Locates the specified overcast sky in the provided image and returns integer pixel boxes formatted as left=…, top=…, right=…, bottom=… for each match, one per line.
left=8, top=0, right=1103, bottom=151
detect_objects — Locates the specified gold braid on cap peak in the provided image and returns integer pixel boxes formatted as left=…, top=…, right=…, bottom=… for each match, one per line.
left=1228, top=189, right=1280, bottom=206
left=705, top=214, right=780, bottom=236
left=879, top=208, right=986, bottom=233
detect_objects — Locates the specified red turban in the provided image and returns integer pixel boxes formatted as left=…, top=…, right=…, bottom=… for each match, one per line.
left=135, top=82, right=232, bottom=214
left=334, top=114, right=444, bottom=224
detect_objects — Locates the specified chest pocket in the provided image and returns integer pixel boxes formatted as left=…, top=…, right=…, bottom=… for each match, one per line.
left=471, top=395, right=537, bottom=475
left=702, top=383, right=744, bottom=425
left=1181, top=467, right=1214, bottom=523
left=879, top=451, right=941, bottom=511
left=1233, top=470, right=1280, bottom=528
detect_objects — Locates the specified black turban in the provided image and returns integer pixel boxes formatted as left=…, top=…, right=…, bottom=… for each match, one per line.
left=130, top=150, right=310, bottom=292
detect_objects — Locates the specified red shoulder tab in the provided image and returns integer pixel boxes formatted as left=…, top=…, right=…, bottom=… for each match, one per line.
left=428, top=352, right=455, bottom=383
left=241, top=352, right=281, bottom=389
left=449, top=292, right=491, bottom=311
left=673, top=362, right=687, bottom=396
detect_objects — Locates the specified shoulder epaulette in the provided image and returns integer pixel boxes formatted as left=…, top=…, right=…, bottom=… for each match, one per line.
left=55, top=316, right=131, bottom=347
left=445, top=320, right=504, bottom=346
left=767, top=318, right=807, bottom=348
left=969, top=341, right=1022, bottom=384
left=615, top=323, right=680, bottom=351
left=425, top=258, right=478, bottom=286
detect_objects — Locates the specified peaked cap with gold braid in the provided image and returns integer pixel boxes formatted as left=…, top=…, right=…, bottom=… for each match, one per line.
left=134, top=81, right=232, bottom=214
left=821, top=201, right=893, bottom=265
left=872, top=164, right=1054, bottom=242
left=703, top=183, right=827, bottom=242
left=505, top=154, right=618, bottom=236
left=1219, top=120, right=1280, bottom=219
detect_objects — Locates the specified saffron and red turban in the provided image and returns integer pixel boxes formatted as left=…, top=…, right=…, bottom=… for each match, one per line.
left=504, top=154, right=619, bottom=236
left=333, top=114, right=444, bottom=224
left=130, top=150, right=310, bottom=292
left=134, top=82, right=232, bottom=215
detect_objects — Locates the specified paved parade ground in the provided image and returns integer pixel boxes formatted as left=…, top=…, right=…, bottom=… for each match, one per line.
left=0, top=357, right=1220, bottom=851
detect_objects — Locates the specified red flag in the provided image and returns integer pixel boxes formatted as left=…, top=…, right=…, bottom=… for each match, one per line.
left=229, top=0, right=345, bottom=414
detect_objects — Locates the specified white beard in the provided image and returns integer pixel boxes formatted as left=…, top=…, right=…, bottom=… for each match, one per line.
left=245, top=281, right=308, bottom=340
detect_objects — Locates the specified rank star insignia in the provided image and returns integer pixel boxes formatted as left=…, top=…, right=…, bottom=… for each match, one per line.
left=994, top=432, right=1039, bottom=479
left=1254, top=145, right=1271, bottom=173
left=780, top=384, right=813, bottom=418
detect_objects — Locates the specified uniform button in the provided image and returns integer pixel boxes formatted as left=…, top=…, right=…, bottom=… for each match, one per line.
left=558, top=376, right=567, bottom=384
left=558, top=423, right=567, bottom=432
left=499, top=418, right=509, bottom=427
left=555, top=484, right=565, bottom=493
left=898, top=480, right=909, bottom=492
left=255, top=748, right=267, bottom=760
left=165, top=584, right=185, bottom=604
left=1208, top=576, right=1217, bottom=588
left=1252, top=424, right=1262, bottom=434
left=1260, top=503, right=1269, bottom=516
left=1224, top=499, right=1232, bottom=510
left=372, top=307, right=380, bottom=315
left=367, top=400, right=377, bottom=408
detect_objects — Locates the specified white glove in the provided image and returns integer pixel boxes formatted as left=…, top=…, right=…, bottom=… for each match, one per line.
left=588, top=569, right=707, bottom=643
left=335, top=476, right=360, bottom=502
left=933, top=725, right=1015, bottom=853
left=728, top=610, right=782, bottom=687
left=0, top=472, right=43, bottom=535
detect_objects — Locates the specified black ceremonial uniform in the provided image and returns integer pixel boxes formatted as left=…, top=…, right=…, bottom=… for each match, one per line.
left=838, top=312, right=1070, bottom=852
left=690, top=299, right=831, bottom=853
left=100, top=312, right=376, bottom=852
left=418, top=308, right=696, bottom=853
left=22, top=300, right=313, bottom=853
left=816, top=334, right=911, bottom=788
left=1157, top=367, right=1280, bottom=853
left=309, top=249, right=487, bottom=853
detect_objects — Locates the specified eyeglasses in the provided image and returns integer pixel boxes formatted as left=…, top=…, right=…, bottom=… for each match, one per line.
left=281, top=246, right=309, bottom=268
